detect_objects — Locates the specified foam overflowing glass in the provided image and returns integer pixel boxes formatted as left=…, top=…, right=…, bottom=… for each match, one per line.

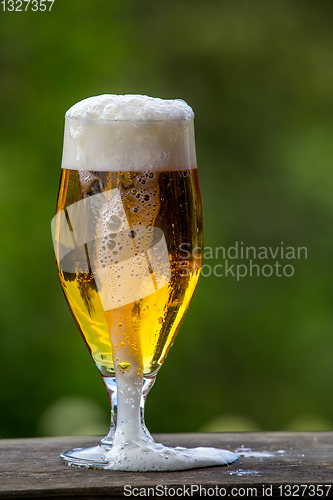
left=51, top=94, right=239, bottom=471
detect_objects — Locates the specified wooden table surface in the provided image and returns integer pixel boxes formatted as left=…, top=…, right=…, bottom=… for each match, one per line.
left=0, top=432, right=332, bottom=499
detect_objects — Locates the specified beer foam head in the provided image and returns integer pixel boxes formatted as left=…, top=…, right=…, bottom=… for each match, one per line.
left=61, top=95, right=197, bottom=172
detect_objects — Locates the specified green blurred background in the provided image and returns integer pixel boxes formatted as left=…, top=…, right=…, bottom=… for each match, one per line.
left=1, top=0, right=333, bottom=439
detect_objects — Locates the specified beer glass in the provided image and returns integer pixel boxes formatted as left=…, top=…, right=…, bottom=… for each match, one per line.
left=52, top=95, right=237, bottom=470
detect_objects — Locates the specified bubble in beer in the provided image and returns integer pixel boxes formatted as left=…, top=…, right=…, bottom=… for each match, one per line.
left=118, top=361, right=131, bottom=372
left=107, top=240, right=116, bottom=251
left=107, top=215, right=122, bottom=231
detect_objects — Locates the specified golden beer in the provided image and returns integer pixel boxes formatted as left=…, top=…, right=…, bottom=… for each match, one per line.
left=55, top=167, right=203, bottom=377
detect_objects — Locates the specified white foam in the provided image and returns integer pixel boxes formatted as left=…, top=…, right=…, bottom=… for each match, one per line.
left=103, top=369, right=239, bottom=472
left=61, top=95, right=197, bottom=172
left=104, top=441, right=239, bottom=472
left=66, top=95, right=194, bottom=122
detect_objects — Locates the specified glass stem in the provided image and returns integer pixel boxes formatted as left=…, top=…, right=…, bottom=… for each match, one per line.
left=100, top=374, right=156, bottom=448
left=100, top=376, right=117, bottom=447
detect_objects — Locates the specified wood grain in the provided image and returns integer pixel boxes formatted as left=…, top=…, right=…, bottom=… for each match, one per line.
left=0, top=432, right=332, bottom=499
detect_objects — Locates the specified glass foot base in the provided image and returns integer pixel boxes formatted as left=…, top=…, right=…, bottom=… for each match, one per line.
left=60, top=444, right=111, bottom=469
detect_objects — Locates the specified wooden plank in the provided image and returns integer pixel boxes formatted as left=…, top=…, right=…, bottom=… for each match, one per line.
left=0, top=432, right=332, bottom=499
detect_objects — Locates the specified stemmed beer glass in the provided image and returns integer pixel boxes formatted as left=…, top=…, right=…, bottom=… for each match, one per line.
left=52, top=95, right=237, bottom=470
